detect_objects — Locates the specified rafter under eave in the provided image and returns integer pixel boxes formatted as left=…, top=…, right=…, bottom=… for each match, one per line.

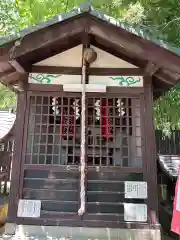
left=0, top=71, right=27, bottom=87
left=8, top=60, right=25, bottom=73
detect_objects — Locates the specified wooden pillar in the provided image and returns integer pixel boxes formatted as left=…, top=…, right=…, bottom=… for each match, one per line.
left=7, top=91, right=27, bottom=222
left=142, top=76, right=159, bottom=225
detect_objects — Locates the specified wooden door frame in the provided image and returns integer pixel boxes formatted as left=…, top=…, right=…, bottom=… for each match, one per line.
left=7, top=91, right=28, bottom=222
left=141, top=76, right=159, bottom=225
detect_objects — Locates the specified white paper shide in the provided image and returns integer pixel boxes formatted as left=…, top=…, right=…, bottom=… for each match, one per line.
left=17, top=199, right=41, bottom=218
left=124, top=203, right=147, bottom=222
left=125, top=181, right=147, bottom=199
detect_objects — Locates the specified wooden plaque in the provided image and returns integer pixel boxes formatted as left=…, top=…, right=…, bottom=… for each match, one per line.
left=124, top=203, right=147, bottom=222
left=125, top=181, right=147, bottom=199
left=17, top=199, right=41, bottom=218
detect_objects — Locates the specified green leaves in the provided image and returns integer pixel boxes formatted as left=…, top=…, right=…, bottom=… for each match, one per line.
left=0, top=84, right=16, bottom=109
left=0, top=0, right=21, bottom=35
left=154, top=84, right=180, bottom=135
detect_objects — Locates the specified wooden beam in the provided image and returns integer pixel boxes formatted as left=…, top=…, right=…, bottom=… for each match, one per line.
left=142, top=77, right=159, bottom=225
left=0, top=62, right=14, bottom=73
left=21, top=37, right=82, bottom=68
left=0, top=71, right=28, bottom=87
left=155, top=71, right=176, bottom=85
left=92, top=37, right=146, bottom=68
left=0, top=68, right=15, bottom=78
left=89, top=67, right=143, bottom=76
left=27, top=83, right=63, bottom=91
left=12, top=80, right=27, bottom=92
left=0, top=72, right=21, bottom=84
left=8, top=60, right=25, bottom=73
left=7, top=91, right=27, bottom=222
left=0, top=13, right=86, bottom=61
left=144, top=62, right=159, bottom=76
left=30, top=65, right=143, bottom=76
left=89, top=16, right=180, bottom=75
left=31, top=66, right=81, bottom=74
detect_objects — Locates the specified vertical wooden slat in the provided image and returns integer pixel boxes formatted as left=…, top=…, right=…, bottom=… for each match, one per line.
left=59, top=96, right=63, bottom=165
left=7, top=91, right=27, bottom=222
left=92, top=98, right=95, bottom=166
left=72, top=98, right=76, bottom=165
left=38, top=96, right=43, bottom=164
left=18, top=91, right=32, bottom=199
left=140, top=94, right=148, bottom=185
left=113, top=98, right=115, bottom=166
left=45, top=96, right=49, bottom=164
left=132, top=99, right=137, bottom=167
left=29, top=96, right=35, bottom=164
left=107, top=99, right=109, bottom=165
left=142, top=76, right=159, bottom=225
left=52, top=97, right=56, bottom=165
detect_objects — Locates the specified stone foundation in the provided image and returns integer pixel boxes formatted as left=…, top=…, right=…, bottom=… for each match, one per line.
left=2, top=224, right=162, bottom=240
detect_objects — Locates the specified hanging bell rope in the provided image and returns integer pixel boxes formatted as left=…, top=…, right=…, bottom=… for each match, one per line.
left=78, top=47, right=97, bottom=216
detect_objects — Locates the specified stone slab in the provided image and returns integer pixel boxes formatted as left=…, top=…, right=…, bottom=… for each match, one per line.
left=0, top=225, right=162, bottom=240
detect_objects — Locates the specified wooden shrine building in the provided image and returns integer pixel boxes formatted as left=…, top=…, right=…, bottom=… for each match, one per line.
left=1, top=3, right=180, bottom=240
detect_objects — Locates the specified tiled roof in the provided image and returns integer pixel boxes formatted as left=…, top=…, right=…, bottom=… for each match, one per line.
left=0, top=110, right=16, bottom=141
left=0, top=2, right=180, bottom=56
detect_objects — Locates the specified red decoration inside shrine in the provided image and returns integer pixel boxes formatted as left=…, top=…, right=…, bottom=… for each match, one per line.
left=101, top=99, right=113, bottom=140
left=62, top=102, right=75, bottom=140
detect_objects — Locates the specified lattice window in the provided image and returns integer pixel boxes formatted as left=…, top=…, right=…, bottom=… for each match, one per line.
left=25, top=95, right=81, bottom=165
left=132, top=98, right=142, bottom=167
left=87, top=97, right=141, bottom=167
left=25, top=95, right=142, bottom=167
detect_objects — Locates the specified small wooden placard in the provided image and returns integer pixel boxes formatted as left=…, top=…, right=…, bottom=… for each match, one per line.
left=125, top=181, right=147, bottom=199
left=124, top=203, right=147, bottom=222
left=17, top=199, right=41, bottom=218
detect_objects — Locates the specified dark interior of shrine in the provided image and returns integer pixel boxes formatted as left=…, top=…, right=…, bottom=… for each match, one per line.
left=25, top=95, right=141, bottom=168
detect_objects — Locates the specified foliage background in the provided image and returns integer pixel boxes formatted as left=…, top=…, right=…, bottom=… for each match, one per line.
left=1, top=0, right=180, bottom=134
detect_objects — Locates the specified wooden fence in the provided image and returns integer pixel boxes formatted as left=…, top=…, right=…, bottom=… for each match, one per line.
left=156, top=130, right=180, bottom=155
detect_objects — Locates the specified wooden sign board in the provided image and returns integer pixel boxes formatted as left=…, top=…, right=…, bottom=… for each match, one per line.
left=124, top=203, right=147, bottom=222
left=17, top=199, right=41, bottom=218
left=125, top=181, right=147, bottom=199
left=28, top=73, right=143, bottom=87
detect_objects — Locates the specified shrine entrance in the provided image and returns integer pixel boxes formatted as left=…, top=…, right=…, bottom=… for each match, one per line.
left=25, top=93, right=142, bottom=167
left=22, top=90, right=144, bottom=224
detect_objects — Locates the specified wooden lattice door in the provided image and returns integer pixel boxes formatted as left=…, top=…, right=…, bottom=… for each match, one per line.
left=21, top=91, right=144, bottom=226
left=84, top=94, right=143, bottom=223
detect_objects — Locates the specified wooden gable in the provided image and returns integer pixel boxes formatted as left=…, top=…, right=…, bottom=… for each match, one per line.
left=34, top=45, right=83, bottom=68
left=90, top=46, right=137, bottom=68
left=34, top=45, right=137, bottom=68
